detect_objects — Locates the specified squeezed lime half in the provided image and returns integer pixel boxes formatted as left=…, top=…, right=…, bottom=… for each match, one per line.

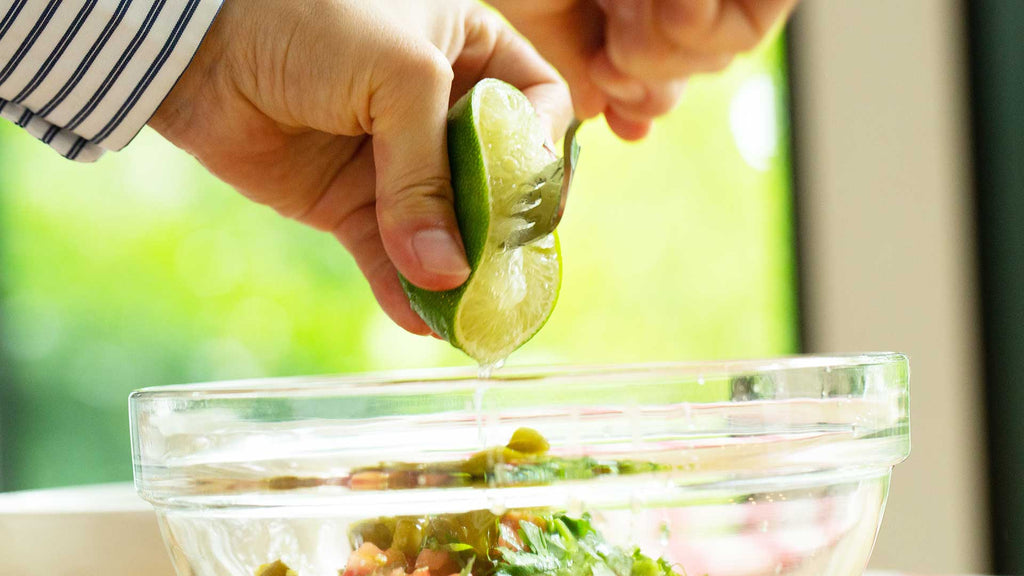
left=401, top=79, right=562, bottom=365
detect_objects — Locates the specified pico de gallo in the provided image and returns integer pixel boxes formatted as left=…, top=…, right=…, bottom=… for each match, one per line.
left=255, top=429, right=680, bottom=576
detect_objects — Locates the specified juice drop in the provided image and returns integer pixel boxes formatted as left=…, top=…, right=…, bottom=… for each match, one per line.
left=473, top=358, right=505, bottom=486
left=477, top=358, right=505, bottom=380
left=473, top=382, right=487, bottom=447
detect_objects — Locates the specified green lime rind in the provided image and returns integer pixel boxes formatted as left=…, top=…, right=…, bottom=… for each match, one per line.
left=400, top=79, right=561, bottom=360
left=399, top=85, right=489, bottom=345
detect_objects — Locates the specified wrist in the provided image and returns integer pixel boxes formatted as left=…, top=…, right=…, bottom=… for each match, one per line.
left=150, top=0, right=232, bottom=146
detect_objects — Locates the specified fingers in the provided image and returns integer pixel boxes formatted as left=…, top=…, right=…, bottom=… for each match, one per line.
left=369, top=43, right=472, bottom=292
left=590, top=50, right=688, bottom=136
left=498, top=2, right=608, bottom=120
left=333, top=204, right=433, bottom=336
left=584, top=0, right=794, bottom=136
left=604, top=108, right=652, bottom=141
left=454, top=8, right=573, bottom=144
left=602, top=0, right=738, bottom=82
left=589, top=51, right=648, bottom=105
left=655, top=0, right=798, bottom=54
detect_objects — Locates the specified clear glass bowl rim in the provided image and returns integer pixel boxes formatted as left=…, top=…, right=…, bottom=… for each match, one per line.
left=129, top=352, right=909, bottom=400
left=130, top=352, right=911, bottom=507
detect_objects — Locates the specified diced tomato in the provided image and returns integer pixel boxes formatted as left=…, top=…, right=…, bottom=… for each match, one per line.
left=414, top=549, right=460, bottom=575
left=344, top=543, right=416, bottom=576
left=343, top=543, right=389, bottom=576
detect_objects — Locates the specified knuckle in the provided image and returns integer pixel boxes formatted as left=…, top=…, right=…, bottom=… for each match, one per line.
left=462, top=7, right=503, bottom=59
left=364, top=254, right=397, bottom=289
left=332, top=204, right=379, bottom=251
left=406, top=47, right=454, bottom=86
left=378, top=177, right=454, bottom=226
left=469, top=6, right=505, bottom=39
left=606, top=25, right=653, bottom=77
left=375, top=41, right=453, bottom=101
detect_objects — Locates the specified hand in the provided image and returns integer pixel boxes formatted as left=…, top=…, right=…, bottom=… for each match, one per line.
left=491, top=0, right=797, bottom=139
left=150, top=0, right=571, bottom=335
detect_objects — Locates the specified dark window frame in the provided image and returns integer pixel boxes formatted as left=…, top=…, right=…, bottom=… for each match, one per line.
left=967, top=1, right=1024, bottom=572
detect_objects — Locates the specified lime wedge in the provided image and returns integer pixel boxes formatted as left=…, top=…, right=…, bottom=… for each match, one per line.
left=401, top=79, right=562, bottom=365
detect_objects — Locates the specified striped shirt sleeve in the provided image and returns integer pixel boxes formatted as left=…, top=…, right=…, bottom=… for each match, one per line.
left=0, top=0, right=222, bottom=162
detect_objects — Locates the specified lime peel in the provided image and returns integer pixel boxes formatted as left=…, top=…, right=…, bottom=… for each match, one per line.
left=400, top=79, right=562, bottom=365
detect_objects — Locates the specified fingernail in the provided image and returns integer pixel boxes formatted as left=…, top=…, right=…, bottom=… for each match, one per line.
left=412, top=229, right=471, bottom=278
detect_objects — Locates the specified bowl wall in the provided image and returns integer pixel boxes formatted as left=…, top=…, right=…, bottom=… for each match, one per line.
left=131, top=354, right=910, bottom=576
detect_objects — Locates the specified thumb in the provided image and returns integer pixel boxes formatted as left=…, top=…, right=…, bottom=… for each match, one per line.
left=371, top=46, right=471, bottom=291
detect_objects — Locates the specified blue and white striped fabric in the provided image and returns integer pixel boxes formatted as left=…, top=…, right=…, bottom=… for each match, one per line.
left=0, top=0, right=221, bottom=162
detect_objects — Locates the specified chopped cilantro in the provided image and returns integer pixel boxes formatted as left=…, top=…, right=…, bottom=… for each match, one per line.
left=491, top=514, right=676, bottom=576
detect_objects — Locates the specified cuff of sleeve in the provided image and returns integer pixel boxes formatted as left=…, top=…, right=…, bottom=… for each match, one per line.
left=90, top=0, right=224, bottom=151
left=0, top=99, right=103, bottom=162
left=0, top=0, right=222, bottom=160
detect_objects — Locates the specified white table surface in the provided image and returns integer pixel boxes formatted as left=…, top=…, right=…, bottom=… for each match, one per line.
left=0, top=483, right=174, bottom=575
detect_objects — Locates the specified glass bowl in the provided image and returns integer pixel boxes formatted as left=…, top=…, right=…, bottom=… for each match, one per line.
left=130, top=353, right=910, bottom=576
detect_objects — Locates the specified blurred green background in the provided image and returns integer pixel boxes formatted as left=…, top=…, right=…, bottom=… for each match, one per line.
left=0, top=38, right=796, bottom=491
